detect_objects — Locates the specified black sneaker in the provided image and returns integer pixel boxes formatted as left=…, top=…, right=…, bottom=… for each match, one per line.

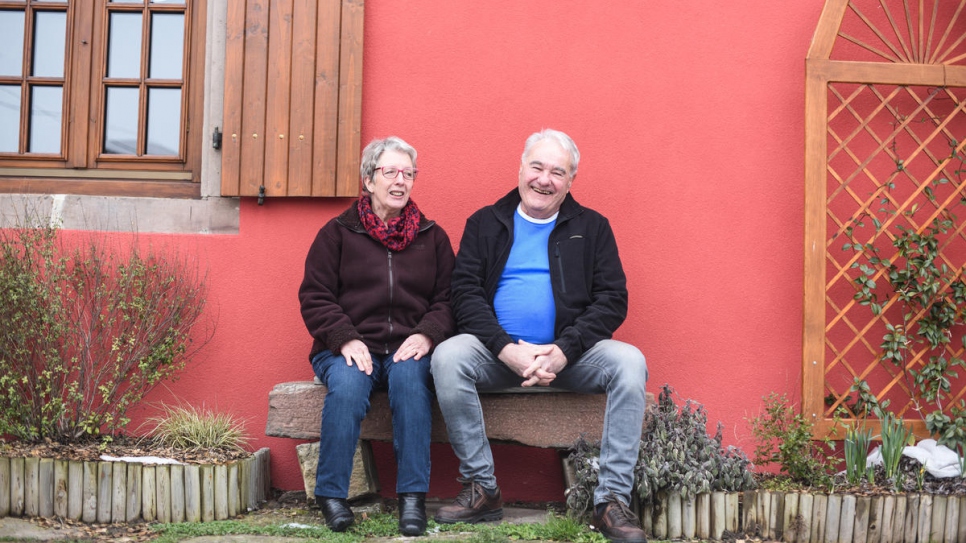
left=592, top=495, right=647, bottom=543
left=434, top=480, right=504, bottom=524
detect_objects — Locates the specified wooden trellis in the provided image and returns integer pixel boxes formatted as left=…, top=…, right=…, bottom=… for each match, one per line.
left=804, top=0, right=966, bottom=438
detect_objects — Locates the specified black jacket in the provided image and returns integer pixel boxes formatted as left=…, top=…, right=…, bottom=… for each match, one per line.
left=452, top=189, right=628, bottom=363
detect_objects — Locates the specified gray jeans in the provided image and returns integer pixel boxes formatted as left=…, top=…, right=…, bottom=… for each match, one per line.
left=431, top=333, right=648, bottom=506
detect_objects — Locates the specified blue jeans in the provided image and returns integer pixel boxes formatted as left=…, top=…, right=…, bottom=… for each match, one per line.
left=311, top=349, right=433, bottom=497
left=431, top=334, right=647, bottom=506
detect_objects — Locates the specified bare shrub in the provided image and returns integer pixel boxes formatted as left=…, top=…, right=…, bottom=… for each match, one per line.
left=0, top=212, right=211, bottom=442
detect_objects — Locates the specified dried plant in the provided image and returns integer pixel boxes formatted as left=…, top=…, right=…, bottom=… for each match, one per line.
left=144, top=403, right=250, bottom=454
left=635, top=384, right=756, bottom=502
left=564, top=436, right=601, bottom=516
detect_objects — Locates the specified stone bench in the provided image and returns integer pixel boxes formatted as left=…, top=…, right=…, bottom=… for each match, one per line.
left=266, top=380, right=653, bottom=499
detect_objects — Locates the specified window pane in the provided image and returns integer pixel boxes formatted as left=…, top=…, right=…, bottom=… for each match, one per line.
left=146, top=87, right=180, bottom=155
left=0, top=10, right=25, bottom=77
left=109, top=1, right=144, bottom=3
left=0, top=85, right=21, bottom=153
left=32, top=11, right=66, bottom=77
left=28, top=86, right=61, bottom=154
left=107, top=12, right=142, bottom=78
left=150, top=0, right=185, bottom=3
left=149, top=13, right=183, bottom=79
left=104, top=87, right=139, bottom=154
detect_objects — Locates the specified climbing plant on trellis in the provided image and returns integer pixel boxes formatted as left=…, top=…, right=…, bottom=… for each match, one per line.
left=804, top=0, right=966, bottom=439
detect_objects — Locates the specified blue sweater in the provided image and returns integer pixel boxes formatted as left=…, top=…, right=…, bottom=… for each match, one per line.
left=493, top=208, right=556, bottom=344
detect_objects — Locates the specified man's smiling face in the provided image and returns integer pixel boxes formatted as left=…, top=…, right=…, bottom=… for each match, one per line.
left=517, top=139, right=573, bottom=220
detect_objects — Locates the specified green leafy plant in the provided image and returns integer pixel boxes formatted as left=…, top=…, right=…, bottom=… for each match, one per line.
left=842, top=140, right=966, bottom=456
left=566, top=384, right=755, bottom=516
left=832, top=377, right=891, bottom=419
left=0, top=211, right=212, bottom=442
left=878, top=411, right=914, bottom=489
left=749, top=392, right=833, bottom=489
left=843, top=423, right=873, bottom=485
left=144, top=403, right=250, bottom=454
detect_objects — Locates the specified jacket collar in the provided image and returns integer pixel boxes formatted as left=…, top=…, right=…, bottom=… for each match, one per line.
left=493, top=188, right=582, bottom=223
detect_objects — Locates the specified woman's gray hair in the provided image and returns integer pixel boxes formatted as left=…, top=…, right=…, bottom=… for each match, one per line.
left=360, top=136, right=417, bottom=182
left=521, top=129, right=580, bottom=177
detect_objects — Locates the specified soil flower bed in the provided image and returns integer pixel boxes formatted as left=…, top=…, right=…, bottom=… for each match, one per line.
left=0, top=435, right=253, bottom=466
left=758, top=456, right=966, bottom=497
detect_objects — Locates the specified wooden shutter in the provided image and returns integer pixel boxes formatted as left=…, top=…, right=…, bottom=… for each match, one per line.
left=220, top=0, right=363, bottom=197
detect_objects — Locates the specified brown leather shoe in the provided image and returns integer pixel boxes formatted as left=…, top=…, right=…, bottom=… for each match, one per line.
left=434, top=481, right=504, bottom=524
left=592, top=496, right=648, bottom=543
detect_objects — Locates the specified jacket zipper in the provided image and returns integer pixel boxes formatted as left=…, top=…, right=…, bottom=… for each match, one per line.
left=385, top=250, right=394, bottom=355
left=340, top=213, right=435, bottom=355
left=554, top=243, right=567, bottom=293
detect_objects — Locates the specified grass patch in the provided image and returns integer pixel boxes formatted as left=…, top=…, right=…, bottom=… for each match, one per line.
left=151, top=511, right=606, bottom=542
left=151, top=518, right=355, bottom=543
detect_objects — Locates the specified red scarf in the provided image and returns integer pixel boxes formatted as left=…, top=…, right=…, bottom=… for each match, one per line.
left=357, top=195, right=421, bottom=251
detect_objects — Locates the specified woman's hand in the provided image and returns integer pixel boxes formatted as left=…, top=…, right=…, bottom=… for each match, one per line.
left=393, top=333, right=432, bottom=362
left=340, top=339, right=373, bottom=374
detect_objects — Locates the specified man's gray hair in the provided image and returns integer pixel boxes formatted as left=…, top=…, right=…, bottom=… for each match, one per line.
left=521, top=129, right=580, bottom=177
left=360, top=136, right=418, bottom=182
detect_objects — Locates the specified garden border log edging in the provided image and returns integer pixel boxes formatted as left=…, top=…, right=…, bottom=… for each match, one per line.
left=0, top=447, right=270, bottom=524
left=642, top=489, right=966, bottom=542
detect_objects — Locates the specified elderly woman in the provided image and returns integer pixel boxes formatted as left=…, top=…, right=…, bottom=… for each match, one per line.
left=298, top=136, right=455, bottom=535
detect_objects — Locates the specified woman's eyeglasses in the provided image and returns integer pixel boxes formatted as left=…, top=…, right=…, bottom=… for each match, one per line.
left=375, top=167, right=417, bottom=181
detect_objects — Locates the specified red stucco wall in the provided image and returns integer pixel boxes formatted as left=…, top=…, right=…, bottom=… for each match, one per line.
left=127, top=0, right=825, bottom=502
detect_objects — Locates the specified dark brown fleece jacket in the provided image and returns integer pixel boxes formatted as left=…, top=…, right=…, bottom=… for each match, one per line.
left=298, top=203, right=456, bottom=359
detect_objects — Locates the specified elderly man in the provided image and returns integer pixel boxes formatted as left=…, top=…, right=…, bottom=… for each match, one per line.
left=431, top=129, right=649, bottom=543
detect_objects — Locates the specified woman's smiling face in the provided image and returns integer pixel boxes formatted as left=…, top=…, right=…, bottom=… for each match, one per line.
left=365, top=149, right=415, bottom=222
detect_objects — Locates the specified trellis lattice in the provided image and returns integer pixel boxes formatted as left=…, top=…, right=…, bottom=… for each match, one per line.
left=804, top=0, right=966, bottom=437
left=823, top=84, right=966, bottom=421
